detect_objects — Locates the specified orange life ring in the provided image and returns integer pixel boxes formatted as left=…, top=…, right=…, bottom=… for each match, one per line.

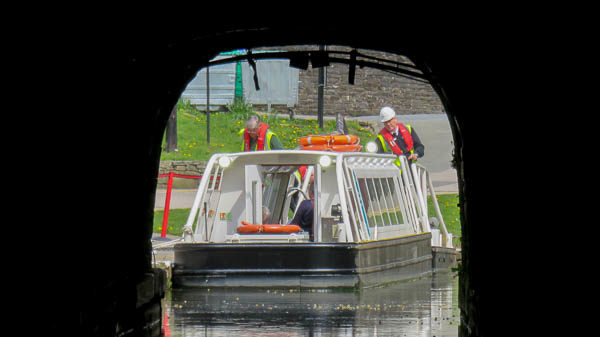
left=298, top=134, right=359, bottom=146
left=237, top=221, right=301, bottom=234
left=300, top=144, right=362, bottom=152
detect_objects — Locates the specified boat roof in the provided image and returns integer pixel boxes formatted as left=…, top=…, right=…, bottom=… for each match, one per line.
left=212, top=150, right=399, bottom=167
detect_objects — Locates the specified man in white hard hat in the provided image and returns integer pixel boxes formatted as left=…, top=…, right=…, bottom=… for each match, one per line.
left=375, top=107, right=424, bottom=166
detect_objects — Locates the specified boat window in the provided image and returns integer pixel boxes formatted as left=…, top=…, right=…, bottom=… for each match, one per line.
left=362, top=178, right=382, bottom=227
left=380, top=177, right=399, bottom=226
left=385, top=177, right=404, bottom=224
left=373, top=178, right=389, bottom=226
left=261, top=170, right=291, bottom=224
left=357, top=177, right=404, bottom=227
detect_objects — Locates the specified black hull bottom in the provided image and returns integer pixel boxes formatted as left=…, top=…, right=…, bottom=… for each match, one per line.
left=173, top=233, right=442, bottom=289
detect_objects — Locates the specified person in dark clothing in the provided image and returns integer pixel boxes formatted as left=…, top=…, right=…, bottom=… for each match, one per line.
left=290, top=182, right=314, bottom=239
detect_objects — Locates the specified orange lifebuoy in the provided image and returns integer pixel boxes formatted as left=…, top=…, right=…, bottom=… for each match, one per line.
left=300, top=144, right=362, bottom=152
left=237, top=225, right=262, bottom=233
left=237, top=221, right=301, bottom=234
left=298, top=134, right=359, bottom=146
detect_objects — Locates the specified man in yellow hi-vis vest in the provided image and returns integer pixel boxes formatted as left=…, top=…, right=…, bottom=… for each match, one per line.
left=239, top=115, right=284, bottom=151
left=375, top=107, right=424, bottom=167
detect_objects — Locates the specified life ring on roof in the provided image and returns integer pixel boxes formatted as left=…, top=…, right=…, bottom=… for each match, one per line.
left=300, top=144, right=362, bottom=152
left=298, top=134, right=359, bottom=146
left=237, top=221, right=301, bottom=234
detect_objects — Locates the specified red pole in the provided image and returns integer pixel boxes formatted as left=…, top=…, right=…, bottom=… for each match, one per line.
left=161, top=172, right=174, bottom=238
left=163, top=312, right=171, bottom=337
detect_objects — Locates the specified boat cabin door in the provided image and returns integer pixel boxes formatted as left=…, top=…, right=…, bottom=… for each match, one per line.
left=244, top=164, right=296, bottom=225
left=244, top=165, right=263, bottom=225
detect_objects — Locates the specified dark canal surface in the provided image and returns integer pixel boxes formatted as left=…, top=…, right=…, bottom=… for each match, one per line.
left=162, top=272, right=459, bottom=336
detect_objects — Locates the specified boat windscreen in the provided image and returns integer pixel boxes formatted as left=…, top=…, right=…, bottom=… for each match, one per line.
left=262, top=165, right=297, bottom=174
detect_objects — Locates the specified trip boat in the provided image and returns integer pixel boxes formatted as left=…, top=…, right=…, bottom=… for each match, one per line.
left=172, top=138, right=458, bottom=289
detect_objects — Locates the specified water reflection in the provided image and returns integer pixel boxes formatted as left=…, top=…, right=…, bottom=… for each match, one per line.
left=164, top=272, right=458, bottom=336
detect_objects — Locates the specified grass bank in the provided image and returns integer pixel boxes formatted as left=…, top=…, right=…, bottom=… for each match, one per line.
left=160, top=99, right=375, bottom=161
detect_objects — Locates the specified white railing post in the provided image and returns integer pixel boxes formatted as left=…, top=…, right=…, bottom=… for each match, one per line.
left=425, top=169, right=452, bottom=248
left=336, top=154, right=354, bottom=242
left=183, top=154, right=219, bottom=242
left=410, top=162, right=431, bottom=233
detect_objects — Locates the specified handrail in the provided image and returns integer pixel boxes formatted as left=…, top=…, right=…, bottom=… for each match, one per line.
left=158, top=172, right=201, bottom=238
left=409, top=161, right=431, bottom=233
left=420, top=164, right=451, bottom=248
left=183, top=154, right=220, bottom=242
left=412, top=162, right=452, bottom=248
left=157, top=172, right=219, bottom=238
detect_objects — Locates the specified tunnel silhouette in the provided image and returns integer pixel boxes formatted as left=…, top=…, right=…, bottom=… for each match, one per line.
left=37, top=21, right=537, bottom=337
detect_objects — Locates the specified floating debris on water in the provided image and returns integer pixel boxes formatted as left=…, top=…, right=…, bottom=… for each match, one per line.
left=166, top=273, right=459, bottom=336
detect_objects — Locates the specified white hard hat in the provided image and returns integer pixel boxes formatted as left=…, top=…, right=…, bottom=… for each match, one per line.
left=380, top=107, right=396, bottom=122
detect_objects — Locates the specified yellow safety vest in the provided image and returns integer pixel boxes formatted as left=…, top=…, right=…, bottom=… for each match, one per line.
left=238, top=128, right=276, bottom=151
left=376, top=124, right=415, bottom=168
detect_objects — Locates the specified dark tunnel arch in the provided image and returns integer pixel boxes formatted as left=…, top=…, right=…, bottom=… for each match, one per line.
left=42, top=22, right=531, bottom=337
left=144, top=26, right=479, bottom=334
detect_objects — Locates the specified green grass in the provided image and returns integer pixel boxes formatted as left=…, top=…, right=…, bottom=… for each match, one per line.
left=154, top=193, right=462, bottom=247
left=428, top=193, right=462, bottom=247
left=153, top=209, right=190, bottom=237
left=160, top=99, right=375, bottom=161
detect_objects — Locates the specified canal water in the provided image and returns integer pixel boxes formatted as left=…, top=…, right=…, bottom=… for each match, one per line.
left=162, top=272, right=459, bottom=336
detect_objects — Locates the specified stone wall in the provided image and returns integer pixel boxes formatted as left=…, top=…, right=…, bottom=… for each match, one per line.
left=254, top=46, right=444, bottom=117
left=159, top=160, right=207, bottom=177
left=158, top=160, right=207, bottom=189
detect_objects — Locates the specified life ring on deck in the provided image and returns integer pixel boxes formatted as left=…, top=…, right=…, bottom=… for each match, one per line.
left=237, top=221, right=301, bottom=234
left=300, top=144, right=362, bottom=152
left=298, top=134, right=359, bottom=146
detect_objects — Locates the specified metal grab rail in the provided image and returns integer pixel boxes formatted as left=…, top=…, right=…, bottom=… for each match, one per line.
left=183, top=154, right=220, bottom=242
left=409, top=160, right=452, bottom=248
